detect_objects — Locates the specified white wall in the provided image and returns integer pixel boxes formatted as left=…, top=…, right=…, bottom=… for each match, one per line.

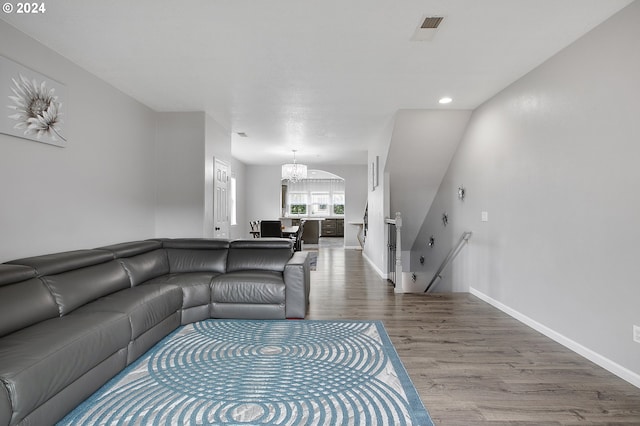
left=387, top=110, right=472, bottom=251
left=229, top=158, right=247, bottom=240
left=155, top=112, right=237, bottom=239
left=0, top=21, right=158, bottom=261
left=305, top=164, right=367, bottom=248
left=412, top=1, right=640, bottom=384
left=245, top=166, right=283, bottom=225
left=345, top=166, right=368, bottom=249
left=362, top=117, right=395, bottom=276
left=204, top=114, right=234, bottom=238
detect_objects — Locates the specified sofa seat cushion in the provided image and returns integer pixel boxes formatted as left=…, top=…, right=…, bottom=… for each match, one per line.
left=0, top=311, right=130, bottom=426
left=145, top=272, right=218, bottom=309
left=211, top=270, right=285, bottom=305
left=74, top=285, right=182, bottom=339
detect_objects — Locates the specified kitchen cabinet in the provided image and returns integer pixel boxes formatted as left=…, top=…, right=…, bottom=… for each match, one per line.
left=321, top=218, right=344, bottom=237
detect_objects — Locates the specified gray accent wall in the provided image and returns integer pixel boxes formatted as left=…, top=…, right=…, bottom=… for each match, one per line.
left=411, top=2, right=640, bottom=382
left=0, top=22, right=241, bottom=260
left=0, top=21, right=157, bottom=261
left=245, top=165, right=284, bottom=228
left=387, top=110, right=472, bottom=251
left=155, top=112, right=207, bottom=238
left=155, top=112, right=237, bottom=239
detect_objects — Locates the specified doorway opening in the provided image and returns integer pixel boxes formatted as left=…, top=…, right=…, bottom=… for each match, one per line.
left=281, top=169, right=345, bottom=249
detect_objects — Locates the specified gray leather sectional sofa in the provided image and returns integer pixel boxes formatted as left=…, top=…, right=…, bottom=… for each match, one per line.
left=0, top=238, right=310, bottom=426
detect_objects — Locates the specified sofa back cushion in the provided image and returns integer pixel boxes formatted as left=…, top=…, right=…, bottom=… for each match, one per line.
left=0, top=265, right=58, bottom=337
left=6, top=249, right=128, bottom=315
left=97, top=240, right=163, bottom=258
left=42, top=261, right=130, bottom=315
left=7, top=249, right=114, bottom=276
left=118, top=249, right=170, bottom=286
left=0, top=263, right=36, bottom=286
left=227, top=239, right=293, bottom=273
left=163, top=239, right=229, bottom=273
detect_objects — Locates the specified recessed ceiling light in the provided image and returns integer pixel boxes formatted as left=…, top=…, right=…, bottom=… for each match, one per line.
left=439, top=97, right=453, bottom=104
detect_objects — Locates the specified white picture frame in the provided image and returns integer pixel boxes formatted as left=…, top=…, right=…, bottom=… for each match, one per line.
left=0, top=55, right=67, bottom=147
left=371, top=155, right=379, bottom=191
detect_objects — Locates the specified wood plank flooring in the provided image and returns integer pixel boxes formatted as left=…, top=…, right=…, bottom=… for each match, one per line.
left=305, top=240, right=640, bottom=425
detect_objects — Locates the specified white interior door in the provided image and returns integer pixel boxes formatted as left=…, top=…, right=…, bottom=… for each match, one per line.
left=213, top=158, right=230, bottom=239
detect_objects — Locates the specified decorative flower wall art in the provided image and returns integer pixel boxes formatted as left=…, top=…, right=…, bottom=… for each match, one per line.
left=0, top=56, right=67, bottom=147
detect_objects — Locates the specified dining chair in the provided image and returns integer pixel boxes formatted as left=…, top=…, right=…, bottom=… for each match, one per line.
left=293, top=220, right=305, bottom=251
left=259, top=220, right=283, bottom=238
left=249, top=221, right=261, bottom=238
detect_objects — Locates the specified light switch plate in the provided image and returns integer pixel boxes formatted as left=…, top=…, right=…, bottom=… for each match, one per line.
left=481, top=211, right=489, bottom=222
left=634, top=325, right=640, bottom=343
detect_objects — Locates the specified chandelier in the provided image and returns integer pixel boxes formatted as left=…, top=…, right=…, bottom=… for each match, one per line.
left=281, top=150, right=308, bottom=182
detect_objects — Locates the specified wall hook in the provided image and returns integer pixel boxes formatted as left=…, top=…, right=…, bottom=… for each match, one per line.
left=458, top=185, right=466, bottom=200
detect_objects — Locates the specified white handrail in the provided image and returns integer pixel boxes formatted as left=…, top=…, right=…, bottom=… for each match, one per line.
left=424, top=231, right=472, bottom=293
left=385, top=212, right=403, bottom=293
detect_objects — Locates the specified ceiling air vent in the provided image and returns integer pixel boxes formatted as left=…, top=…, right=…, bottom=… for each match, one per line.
left=421, top=16, right=444, bottom=29
left=411, top=15, right=445, bottom=41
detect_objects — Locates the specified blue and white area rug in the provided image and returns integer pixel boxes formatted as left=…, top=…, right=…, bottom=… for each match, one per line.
left=59, top=320, right=433, bottom=425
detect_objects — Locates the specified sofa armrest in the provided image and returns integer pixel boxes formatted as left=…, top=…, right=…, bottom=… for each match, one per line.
left=283, top=252, right=310, bottom=318
left=0, top=383, right=10, bottom=426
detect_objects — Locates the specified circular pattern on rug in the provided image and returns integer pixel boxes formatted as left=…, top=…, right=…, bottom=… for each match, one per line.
left=150, top=321, right=387, bottom=406
left=59, top=321, right=421, bottom=425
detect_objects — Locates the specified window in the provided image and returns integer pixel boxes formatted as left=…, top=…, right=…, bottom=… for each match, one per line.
left=285, top=178, right=345, bottom=217
left=332, top=192, right=345, bottom=215
left=230, top=177, right=237, bottom=226
left=289, top=192, right=308, bottom=215
left=310, top=192, right=330, bottom=216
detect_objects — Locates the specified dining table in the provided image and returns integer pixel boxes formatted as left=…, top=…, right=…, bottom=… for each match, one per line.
left=281, top=225, right=299, bottom=237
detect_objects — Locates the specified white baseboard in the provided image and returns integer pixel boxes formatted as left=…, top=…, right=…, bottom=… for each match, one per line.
left=469, top=287, right=640, bottom=389
left=344, top=245, right=363, bottom=250
left=362, top=251, right=386, bottom=279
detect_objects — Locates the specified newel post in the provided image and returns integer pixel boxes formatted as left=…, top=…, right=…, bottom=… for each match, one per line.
left=394, top=212, right=403, bottom=293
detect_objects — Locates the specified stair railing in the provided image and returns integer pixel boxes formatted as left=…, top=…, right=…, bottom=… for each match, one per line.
left=424, top=231, right=472, bottom=293
left=385, top=212, right=402, bottom=291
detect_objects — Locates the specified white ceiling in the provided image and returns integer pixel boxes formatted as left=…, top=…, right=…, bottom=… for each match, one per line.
left=1, top=0, right=632, bottom=166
